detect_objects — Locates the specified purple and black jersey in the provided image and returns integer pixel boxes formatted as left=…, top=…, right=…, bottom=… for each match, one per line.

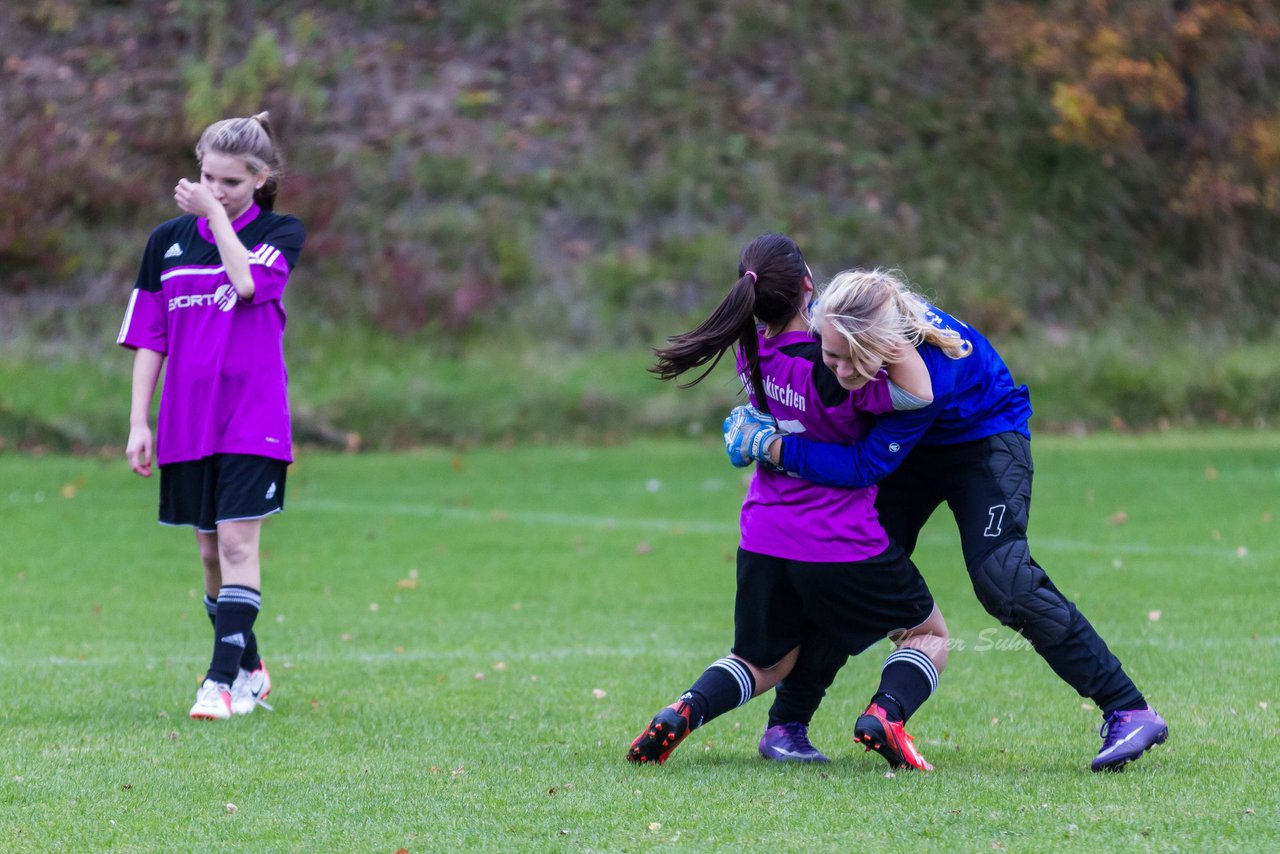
left=736, top=329, right=894, bottom=563
left=117, top=203, right=305, bottom=466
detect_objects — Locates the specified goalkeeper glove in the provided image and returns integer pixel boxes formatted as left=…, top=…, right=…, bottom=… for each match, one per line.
left=724, top=404, right=782, bottom=468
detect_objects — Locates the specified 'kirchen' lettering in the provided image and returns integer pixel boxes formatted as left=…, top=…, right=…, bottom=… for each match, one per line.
left=764, top=374, right=806, bottom=412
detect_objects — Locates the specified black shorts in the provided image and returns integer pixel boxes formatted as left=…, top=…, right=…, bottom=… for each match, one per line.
left=732, top=544, right=935, bottom=668
left=159, top=454, right=288, bottom=532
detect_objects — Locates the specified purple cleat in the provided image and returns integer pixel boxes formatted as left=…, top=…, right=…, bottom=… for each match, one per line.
left=1091, top=707, right=1168, bottom=772
left=759, top=721, right=830, bottom=763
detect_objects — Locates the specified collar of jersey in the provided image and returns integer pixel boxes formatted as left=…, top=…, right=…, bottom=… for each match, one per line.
left=759, top=328, right=814, bottom=352
left=196, top=202, right=261, bottom=244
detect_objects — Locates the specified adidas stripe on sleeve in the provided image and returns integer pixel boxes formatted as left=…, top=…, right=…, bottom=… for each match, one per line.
left=245, top=216, right=305, bottom=304
left=117, top=226, right=170, bottom=353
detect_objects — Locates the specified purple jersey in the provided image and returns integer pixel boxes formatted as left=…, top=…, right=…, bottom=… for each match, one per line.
left=737, top=329, right=893, bottom=562
left=117, top=203, right=305, bottom=465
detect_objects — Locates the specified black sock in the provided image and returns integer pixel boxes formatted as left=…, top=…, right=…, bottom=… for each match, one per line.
left=240, top=630, right=261, bottom=672
left=680, top=657, right=756, bottom=729
left=207, top=592, right=260, bottom=672
left=873, top=647, right=939, bottom=723
left=872, top=693, right=906, bottom=722
left=1104, top=693, right=1148, bottom=715
left=207, top=585, right=261, bottom=686
left=767, top=638, right=847, bottom=728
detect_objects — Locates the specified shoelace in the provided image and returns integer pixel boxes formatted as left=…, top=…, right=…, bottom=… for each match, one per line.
left=198, top=681, right=229, bottom=702
left=1097, top=710, right=1128, bottom=747
left=783, top=723, right=819, bottom=753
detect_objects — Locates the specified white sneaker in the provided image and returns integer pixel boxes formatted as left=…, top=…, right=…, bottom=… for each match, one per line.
left=230, top=662, right=273, bottom=715
left=190, top=679, right=233, bottom=720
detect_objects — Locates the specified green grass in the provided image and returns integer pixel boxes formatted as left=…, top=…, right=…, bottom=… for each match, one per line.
left=1, top=435, right=1277, bottom=851
left=0, top=323, right=733, bottom=452
left=5, top=324, right=1280, bottom=454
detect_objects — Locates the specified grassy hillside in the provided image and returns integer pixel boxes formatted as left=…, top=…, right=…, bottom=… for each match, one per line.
left=1, top=1, right=1277, bottom=446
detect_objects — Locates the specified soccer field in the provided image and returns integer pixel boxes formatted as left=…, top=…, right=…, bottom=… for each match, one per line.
left=2, top=435, right=1277, bottom=851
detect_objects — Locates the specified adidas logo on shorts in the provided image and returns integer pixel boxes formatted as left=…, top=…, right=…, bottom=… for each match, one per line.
left=265, top=482, right=277, bottom=500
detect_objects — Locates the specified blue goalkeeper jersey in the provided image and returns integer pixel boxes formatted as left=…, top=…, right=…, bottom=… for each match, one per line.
left=779, top=304, right=1032, bottom=489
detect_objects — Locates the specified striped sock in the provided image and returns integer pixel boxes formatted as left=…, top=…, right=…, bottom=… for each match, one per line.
left=205, top=592, right=260, bottom=671
left=681, top=657, right=757, bottom=729
left=873, top=647, right=939, bottom=723
left=207, top=585, right=261, bottom=686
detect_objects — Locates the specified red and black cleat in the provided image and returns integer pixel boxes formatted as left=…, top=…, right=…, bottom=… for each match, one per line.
left=627, top=702, right=694, bottom=765
left=854, top=703, right=934, bottom=771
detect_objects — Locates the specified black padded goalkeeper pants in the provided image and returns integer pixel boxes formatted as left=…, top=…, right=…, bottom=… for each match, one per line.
left=769, top=432, right=1144, bottom=725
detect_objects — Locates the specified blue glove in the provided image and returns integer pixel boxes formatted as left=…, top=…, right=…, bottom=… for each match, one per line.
left=724, top=404, right=781, bottom=468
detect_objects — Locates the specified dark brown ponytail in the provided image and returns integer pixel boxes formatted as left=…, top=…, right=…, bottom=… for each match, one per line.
left=651, top=233, right=813, bottom=412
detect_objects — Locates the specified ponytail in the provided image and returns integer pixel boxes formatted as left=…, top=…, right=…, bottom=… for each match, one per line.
left=651, top=233, right=813, bottom=412
left=249, top=112, right=281, bottom=211
left=651, top=273, right=763, bottom=405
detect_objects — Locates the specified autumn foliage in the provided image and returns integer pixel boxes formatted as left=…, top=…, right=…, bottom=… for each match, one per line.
left=981, top=1, right=1280, bottom=218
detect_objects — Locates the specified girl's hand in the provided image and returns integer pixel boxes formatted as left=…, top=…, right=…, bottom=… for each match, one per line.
left=126, top=425, right=154, bottom=477
left=174, top=178, right=222, bottom=219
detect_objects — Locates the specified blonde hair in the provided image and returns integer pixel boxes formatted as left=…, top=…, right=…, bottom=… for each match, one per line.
left=811, top=268, right=971, bottom=377
left=194, top=111, right=284, bottom=210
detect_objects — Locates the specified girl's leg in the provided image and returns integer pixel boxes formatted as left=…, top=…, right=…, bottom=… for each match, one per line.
left=948, top=434, right=1143, bottom=712
left=216, top=519, right=262, bottom=588
left=765, top=455, right=942, bottom=732
left=735, top=648, right=799, bottom=696
left=783, top=545, right=943, bottom=770
left=629, top=548, right=804, bottom=764
left=684, top=648, right=799, bottom=726
left=877, top=603, right=949, bottom=722
left=187, top=458, right=278, bottom=719
left=204, top=519, right=264, bottom=687
left=627, top=647, right=799, bottom=765
left=196, top=531, right=221, bottom=628
left=851, top=606, right=949, bottom=771
left=782, top=544, right=944, bottom=726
